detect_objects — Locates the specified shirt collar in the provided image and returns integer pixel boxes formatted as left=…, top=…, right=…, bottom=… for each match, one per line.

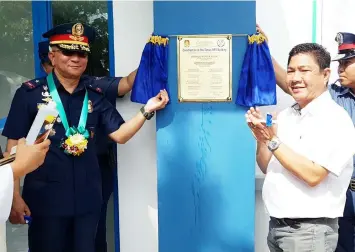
left=291, top=90, right=332, bottom=116
left=338, top=87, right=355, bottom=98
left=52, top=70, right=86, bottom=94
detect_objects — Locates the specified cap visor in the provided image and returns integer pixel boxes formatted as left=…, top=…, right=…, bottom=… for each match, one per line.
left=332, top=53, right=347, bottom=61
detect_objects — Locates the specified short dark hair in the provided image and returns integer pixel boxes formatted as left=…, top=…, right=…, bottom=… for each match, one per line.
left=40, top=58, right=52, bottom=66
left=287, top=43, right=331, bottom=70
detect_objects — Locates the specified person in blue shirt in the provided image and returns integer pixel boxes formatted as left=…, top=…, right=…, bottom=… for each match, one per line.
left=34, top=38, right=137, bottom=252
left=2, top=22, right=169, bottom=252
left=257, top=25, right=355, bottom=252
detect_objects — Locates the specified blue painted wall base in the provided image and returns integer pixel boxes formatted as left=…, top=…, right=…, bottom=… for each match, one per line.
left=154, top=1, right=256, bottom=252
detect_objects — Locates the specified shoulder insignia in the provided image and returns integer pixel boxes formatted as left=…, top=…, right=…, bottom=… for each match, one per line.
left=22, top=78, right=45, bottom=91
left=23, top=81, right=35, bottom=89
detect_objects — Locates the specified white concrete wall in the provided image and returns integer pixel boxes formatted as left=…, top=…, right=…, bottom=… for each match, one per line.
left=113, top=1, right=355, bottom=251
left=113, top=2, right=157, bottom=252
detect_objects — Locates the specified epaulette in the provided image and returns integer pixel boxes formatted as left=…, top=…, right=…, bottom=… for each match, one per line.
left=21, top=78, right=46, bottom=91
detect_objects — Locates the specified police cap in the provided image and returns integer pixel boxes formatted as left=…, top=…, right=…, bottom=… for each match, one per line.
left=42, top=22, right=95, bottom=53
left=333, top=32, right=355, bottom=61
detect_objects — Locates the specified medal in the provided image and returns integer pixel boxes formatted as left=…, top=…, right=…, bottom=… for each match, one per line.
left=47, top=73, right=89, bottom=156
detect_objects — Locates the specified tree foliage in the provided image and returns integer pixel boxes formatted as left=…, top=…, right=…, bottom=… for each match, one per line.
left=0, top=1, right=110, bottom=79
left=0, top=1, right=34, bottom=79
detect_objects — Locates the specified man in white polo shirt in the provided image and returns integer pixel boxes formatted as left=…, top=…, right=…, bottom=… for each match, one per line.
left=246, top=43, right=355, bottom=252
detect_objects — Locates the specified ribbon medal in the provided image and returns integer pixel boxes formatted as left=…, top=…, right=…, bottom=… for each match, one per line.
left=46, top=73, right=89, bottom=156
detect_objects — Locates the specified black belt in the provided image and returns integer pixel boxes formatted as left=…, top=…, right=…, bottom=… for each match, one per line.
left=270, top=217, right=335, bottom=228
left=349, top=178, right=355, bottom=191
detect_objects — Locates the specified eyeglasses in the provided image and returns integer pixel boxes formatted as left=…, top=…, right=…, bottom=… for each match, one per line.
left=52, top=49, right=88, bottom=58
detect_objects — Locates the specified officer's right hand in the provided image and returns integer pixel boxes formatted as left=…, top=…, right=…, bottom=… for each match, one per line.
left=9, top=195, right=31, bottom=224
left=11, top=138, right=51, bottom=179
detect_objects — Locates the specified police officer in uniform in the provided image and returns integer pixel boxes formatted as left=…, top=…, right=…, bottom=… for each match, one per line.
left=85, top=67, right=137, bottom=252
left=330, top=32, right=355, bottom=252
left=38, top=40, right=54, bottom=75
left=89, top=75, right=131, bottom=252
left=2, top=22, right=169, bottom=252
left=257, top=25, right=355, bottom=251
left=35, top=38, right=137, bottom=252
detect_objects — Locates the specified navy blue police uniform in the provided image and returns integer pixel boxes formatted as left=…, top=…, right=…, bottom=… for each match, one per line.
left=37, top=35, right=123, bottom=252
left=328, top=32, right=355, bottom=252
left=88, top=76, right=123, bottom=252
left=2, top=23, right=125, bottom=252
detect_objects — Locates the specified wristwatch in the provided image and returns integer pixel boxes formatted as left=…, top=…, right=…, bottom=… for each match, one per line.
left=267, top=137, right=281, bottom=152
left=140, top=106, right=155, bottom=120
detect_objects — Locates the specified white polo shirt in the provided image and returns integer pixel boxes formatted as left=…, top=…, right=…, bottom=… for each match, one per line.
left=263, top=90, right=355, bottom=218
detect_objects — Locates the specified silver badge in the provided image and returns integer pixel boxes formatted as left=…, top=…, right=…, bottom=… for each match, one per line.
left=336, top=33, right=343, bottom=45
left=49, top=129, right=56, bottom=137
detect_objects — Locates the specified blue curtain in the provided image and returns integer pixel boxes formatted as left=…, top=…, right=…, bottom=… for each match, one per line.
left=131, top=35, right=169, bottom=104
left=236, top=33, right=277, bottom=107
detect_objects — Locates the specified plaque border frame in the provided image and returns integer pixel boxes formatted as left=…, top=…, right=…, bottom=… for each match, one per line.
left=177, top=34, right=232, bottom=103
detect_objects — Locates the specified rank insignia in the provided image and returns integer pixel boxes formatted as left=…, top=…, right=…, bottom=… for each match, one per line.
left=24, top=81, right=35, bottom=89
left=42, top=85, right=53, bottom=103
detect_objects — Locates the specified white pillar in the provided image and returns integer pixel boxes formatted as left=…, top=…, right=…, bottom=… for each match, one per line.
left=112, top=2, right=158, bottom=252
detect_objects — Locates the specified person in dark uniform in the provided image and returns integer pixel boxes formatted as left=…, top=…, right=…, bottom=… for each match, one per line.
left=35, top=38, right=137, bottom=252
left=257, top=25, right=355, bottom=252
left=38, top=40, right=54, bottom=74
left=330, top=32, right=355, bottom=252
left=88, top=74, right=137, bottom=252
left=2, top=22, right=169, bottom=252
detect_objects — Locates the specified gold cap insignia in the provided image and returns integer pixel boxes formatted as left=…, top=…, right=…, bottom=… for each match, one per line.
left=72, top=23, right=84, bottom=37
left=70, top=23, right=85, bottom=42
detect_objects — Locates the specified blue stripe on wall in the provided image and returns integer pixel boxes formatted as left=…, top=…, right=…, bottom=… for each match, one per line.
left=107, top=1, right=121, bottom=252
left=0, top=117, right=6, bottom=132
left=154, top=1, right=256, bottom=252
left=32, top=0, right=53, bottom=78
left=107, top=0, right=116, bottom=77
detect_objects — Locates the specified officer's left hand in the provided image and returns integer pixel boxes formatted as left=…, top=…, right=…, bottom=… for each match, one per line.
left=144, top=89, right=169, bottom=113
left=246, top=107, right=277, bottom=144
left=256, top=24, right=269, bottom=43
